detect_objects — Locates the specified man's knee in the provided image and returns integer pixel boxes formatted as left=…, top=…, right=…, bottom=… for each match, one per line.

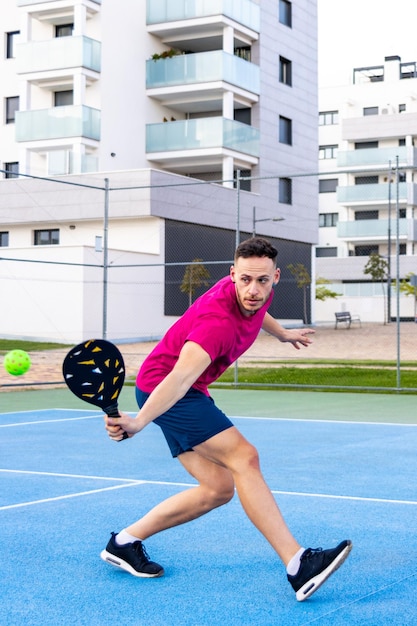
left=203, top=480, right=235, bottom=509
left=233, top=441, right=261, bottom=473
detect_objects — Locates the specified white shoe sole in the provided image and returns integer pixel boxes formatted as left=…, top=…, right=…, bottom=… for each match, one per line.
left=100, top=549, right=164, bottom=578
left=296, top=541, right=352, bottom=601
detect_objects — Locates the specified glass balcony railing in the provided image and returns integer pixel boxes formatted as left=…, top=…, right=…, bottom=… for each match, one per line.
left=337, top=218, right=410, bottom=239
left=15, top=106, right=101, bottom=142
left=337, top=146, right=411, bottom=168
left=146, top=50, right=259, bottom=94
left=147, top=0, right=260, bottom=32
left=16, top=36, right=101, bottom=74
left=146, top=117, right=259, bottom=157
left=337, top=183, right=408, bottom=203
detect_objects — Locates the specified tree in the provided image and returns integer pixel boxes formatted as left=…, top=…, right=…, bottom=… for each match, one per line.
left=180, top=259, right=210, bottom=308
left=363, top=252, right=389, bottom=324
left=287, top=263, right=311, bottom=324
left=315, top=277, right=341, bottom=301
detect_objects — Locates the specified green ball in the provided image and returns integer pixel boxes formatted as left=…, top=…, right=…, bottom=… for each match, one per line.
left=4, top=349, right=31, bottom=376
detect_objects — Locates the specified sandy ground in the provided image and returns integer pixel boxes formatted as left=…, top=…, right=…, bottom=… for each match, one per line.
left=1, top=322, right=416, bottom=390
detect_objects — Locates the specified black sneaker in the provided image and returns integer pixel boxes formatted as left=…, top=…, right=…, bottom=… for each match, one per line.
left=100, top=532, right=164, bottom=578
left=287, top=540, right=352, bottom=601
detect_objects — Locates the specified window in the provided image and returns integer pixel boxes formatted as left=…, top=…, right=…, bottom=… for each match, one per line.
left=279, top=177, right=292, bottom=204
left=234, top=170, right=251, bottom=192
left=55, top=23, right=74, bottom=37
left=234, top=46, right=251, bottom=61
left=54, top=90, right=73, bottom=107
left=319, top=178, right=338, bottom=193
left=6, top=31, right=20, bottom=59
left=319, top=213, right=338, bottom=227
left=279, top=56, right=292, bottom=86
left=279, top=0, right=292, bottom=27
left=355, top=210, right=378, bottom=220
left=234, top=108, right=251, bottom=125
left=399, top=208, right=406, bottom=218
left=4, top=162, right=19, bottom=178
left=319, top=110, right=339, bottom=125
left=363, top=106, right=378, bottom=116
left=399, top=103, right=406, bottom=113
left=316, top=247, right=337, bottom=257
left=5, top=96, right=19, bottom=124
left=399, top=243, right=406, bottom=255
left=355, top=176, right=378, bottom=185
left=399, top=138, right=406, bottom=146
left=0, top=232, right=9, bottom=247
left=354, top=141, right=378, bottom=149
left=319, top=145, right=337, bottom=160
left=355, top=245, right=378, bottom=256
left=279, top=115, right=292, bottom=145
left=34, top=229, right=60, bottom=245
left=400, top=62, right=417, bottom=79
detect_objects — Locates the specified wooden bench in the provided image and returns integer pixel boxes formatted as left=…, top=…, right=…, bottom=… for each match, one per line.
left=334, top=311, right=361, bottom=329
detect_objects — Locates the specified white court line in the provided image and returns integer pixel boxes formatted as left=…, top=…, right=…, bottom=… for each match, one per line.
left=0, top=408, right=97, bottom=416
left=1, top=468, right=416, bottom=510
left=0, top=482, right=143, bottom=511
left=270, top=489, right=417, bottom=506
left=2, top=410, right=417, bottom=428
left=0, top=468, right=140, bottom=482
left=233, top=415, right=417, bottom=427
left=0, top=415, right=100, bottom=427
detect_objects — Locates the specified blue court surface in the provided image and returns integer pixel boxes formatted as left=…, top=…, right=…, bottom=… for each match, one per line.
left=1, top=397, right=417, bottom=625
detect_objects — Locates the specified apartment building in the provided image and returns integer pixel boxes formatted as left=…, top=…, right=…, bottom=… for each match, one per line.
left=317, top=55, right=417, bottom=323
left=0, top=0, right=318, bottom=342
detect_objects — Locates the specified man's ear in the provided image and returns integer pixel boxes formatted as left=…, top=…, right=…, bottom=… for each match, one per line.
left=273, top=268, right=281, bottom=285
left=230, top=266, right=236, bottom=283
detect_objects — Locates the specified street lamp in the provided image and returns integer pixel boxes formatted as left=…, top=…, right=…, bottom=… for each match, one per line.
left=252, top=206, right=285, bottom=237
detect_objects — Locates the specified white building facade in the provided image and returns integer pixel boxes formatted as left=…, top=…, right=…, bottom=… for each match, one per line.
left=1, top=0, right=318, bottom=342
left=317, top=55, right=417, bottom=323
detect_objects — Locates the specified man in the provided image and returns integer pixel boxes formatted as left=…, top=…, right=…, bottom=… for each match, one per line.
left=102, top=237, right=352, bottom=602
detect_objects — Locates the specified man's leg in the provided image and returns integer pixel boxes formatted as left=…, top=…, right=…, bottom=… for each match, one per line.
left=193, top=426, right=352, bottom=602
left=100, top=451, right=235, bottom=577
left=193, top=426, right=301, bottom=566
left=123, top=450, right=235, bottom=540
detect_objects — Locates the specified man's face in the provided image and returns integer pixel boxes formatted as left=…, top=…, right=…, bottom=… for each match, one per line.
left=230, top=256, right=280, bottom=317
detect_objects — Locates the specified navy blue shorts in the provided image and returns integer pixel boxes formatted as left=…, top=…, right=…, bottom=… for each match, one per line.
left=136, top=387, right=234, bottom=458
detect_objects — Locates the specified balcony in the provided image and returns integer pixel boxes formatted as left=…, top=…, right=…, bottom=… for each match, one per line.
left=16, top=36, right=101, bottom=77
left=337, top=182, right=409, bottom=205
left=337, top=146, right=414, bottom=169
left=147, top=116, right=258, bottom=154
left=342, top=112, right=417, bottom=142
left=147, top=50, right=259, bottom=93
left=15, top=105, right=100, bottom=142
left=147, top=0, right=260, bottom=32
left=337, top=218, right=415, bottom=240
left=146, top=51, right=259, bottom=111
left=316, top=255, right=417, bottom=282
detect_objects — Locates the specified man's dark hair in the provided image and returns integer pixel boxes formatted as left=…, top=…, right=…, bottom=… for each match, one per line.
left=235, top=237, right=278, bottom=264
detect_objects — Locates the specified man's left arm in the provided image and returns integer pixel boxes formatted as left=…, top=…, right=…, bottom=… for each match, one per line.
left=261, top=312, right=315, bottom=350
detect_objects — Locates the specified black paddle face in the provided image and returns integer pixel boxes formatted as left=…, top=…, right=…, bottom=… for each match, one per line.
left=63, top=339, right=125, bottom=417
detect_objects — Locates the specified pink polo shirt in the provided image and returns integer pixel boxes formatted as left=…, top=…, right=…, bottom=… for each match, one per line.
left=137, top=276, right=273, bottom=396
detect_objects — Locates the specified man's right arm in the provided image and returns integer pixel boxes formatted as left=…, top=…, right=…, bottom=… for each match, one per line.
left=104, top=341, right=211, bottom=440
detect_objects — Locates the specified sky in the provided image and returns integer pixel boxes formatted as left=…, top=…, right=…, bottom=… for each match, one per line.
left=318, top=0, right=417, bottom=87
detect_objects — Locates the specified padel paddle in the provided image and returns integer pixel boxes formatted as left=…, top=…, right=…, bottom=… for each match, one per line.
left=63, top=339, right=128, bottom=439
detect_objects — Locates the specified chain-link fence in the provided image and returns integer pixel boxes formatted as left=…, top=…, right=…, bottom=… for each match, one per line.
left=1, top=166, right=416, bottom=392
